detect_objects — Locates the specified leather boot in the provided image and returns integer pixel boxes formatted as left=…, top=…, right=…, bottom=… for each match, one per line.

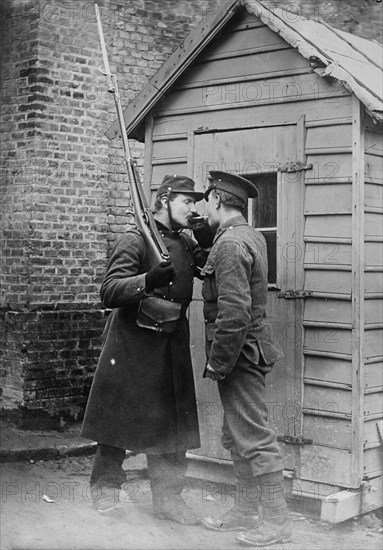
left=90, top=484, right=125, bottom=517
left=236, top=470, right=292, bottom=546
left=236, top=519, right=292, bottom=546
left=152, top=494, right=200, bottom=525
left=147, top=452, right=200, bottom=525
left=202, top=504, right=259, bottom=532
left=202, top=456, right=260, bottom=532
left=90, top=444, right=126, bottom=517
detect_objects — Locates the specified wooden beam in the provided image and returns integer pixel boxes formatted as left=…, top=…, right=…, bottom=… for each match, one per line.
left=351, top=97, right=365, bottom=487
left=174, top=67, right=310, bottom=91
left=321, top=490, right=361, bottom=523
left=321, top=476, right=383, bottom=522
left=154, top=90, right=350, bottom=117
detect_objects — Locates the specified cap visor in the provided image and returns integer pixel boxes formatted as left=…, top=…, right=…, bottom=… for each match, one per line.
left=187, top=191, right=205, bottom=201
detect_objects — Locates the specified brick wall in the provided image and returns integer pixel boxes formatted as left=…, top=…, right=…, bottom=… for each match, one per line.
left=0, top=0, right=213, bottom=426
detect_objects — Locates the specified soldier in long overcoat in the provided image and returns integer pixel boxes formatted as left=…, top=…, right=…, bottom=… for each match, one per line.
left=81, top=175, right=212, bottom=524
left=200, top=172, right=292, bottom=547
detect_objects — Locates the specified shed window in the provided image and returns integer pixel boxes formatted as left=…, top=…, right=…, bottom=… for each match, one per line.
left=243, top=173, right=277, bottom=285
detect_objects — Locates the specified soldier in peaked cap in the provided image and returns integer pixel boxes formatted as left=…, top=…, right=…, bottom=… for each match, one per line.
left=204, top=170, right=260, bottom=201
left=81, top=174, right=214, bottom=524
left=200, top=171, right=292, bottom=546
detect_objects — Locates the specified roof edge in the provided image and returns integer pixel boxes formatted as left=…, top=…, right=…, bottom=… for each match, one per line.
left=105, top=0, right=240, bottom=141
left=244, top=0, right=383, bottom=121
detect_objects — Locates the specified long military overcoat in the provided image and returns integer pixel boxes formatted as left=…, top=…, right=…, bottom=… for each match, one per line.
left=81, top=223, right=206, bottom=454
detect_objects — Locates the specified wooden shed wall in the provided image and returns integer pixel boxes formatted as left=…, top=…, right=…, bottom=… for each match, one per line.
left=363, top=114, right=383, bottom=482
left=144, top=14, right=352, bottom=188
left=300, top=113, right=356, bottom=486
left=142, top=11, right=379, bottom=488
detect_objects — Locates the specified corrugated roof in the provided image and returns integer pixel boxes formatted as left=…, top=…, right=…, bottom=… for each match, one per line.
left=106, top=0, right=383, bottom=141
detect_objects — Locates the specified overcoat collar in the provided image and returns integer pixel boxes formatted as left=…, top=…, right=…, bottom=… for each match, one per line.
left=155, top=218, right=183, bottom=236
left=155, top=219, right=171, bottom=233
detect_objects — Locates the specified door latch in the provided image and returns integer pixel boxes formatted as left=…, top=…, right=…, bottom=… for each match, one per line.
left=277, top=290, right=313, bottom=299
left=279, top=161, right=313, bottom=173
left=277, top=435, right=313, bottom=445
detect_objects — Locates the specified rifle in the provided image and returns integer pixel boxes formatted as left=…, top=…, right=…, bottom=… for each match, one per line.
left=95, top=3, right=170, bottom=266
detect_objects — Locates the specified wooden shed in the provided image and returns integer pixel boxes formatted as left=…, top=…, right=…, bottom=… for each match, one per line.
left=106, top=0, right=383, bottom=521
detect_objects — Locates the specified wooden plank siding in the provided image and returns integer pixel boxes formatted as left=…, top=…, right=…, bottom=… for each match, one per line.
left=151, top=96, right=354, bottom=139
left=302, top=120, right=354, bottom=409
left=365, top=361, right=383, bottom=390
left=176, top=41, right=309, bottom=86
left=365, top=153, right=383, bottom=182
left=157, top=73, right=349, bottom=115
left=300, top=446, right=353, bottom=486
left=363, top=117, right=383, bottom=481
left=151, top=163, right=188, bottom=194
left=305, top=356, right=352, bottom=386
left=197, top=18, right=286, bottom=60
left=301, top=111, right=361, bottom=486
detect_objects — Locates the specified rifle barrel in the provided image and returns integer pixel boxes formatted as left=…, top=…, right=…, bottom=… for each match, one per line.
left=94, top=3, right=169, bottom=265
left=95, top=4, right=114, bottom=92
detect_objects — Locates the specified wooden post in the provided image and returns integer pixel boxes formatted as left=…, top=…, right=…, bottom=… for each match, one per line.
left=350, top=97, right=365, bottom=488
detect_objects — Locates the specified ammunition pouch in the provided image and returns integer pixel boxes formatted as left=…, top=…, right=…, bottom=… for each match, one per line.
left=136, top=296, right=182, bottom=334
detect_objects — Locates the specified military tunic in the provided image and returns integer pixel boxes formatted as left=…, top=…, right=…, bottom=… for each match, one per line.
left=81, top=223, right=205, bottom=454
left=201, top=215, right=285, bottom=475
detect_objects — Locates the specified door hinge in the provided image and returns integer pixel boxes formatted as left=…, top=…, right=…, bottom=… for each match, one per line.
left=277, top=435, right=313, bottom=446
left=279, top=161, right=313, bottom=173
left=277, top=290, right=313, bottom=299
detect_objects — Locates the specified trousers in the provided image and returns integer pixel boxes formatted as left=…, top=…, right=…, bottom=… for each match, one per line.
left=90, top=443, right=187, bottom=498
left=217, top=357, right=284, bottom=477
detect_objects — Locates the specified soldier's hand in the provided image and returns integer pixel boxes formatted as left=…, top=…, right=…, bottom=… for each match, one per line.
left=205, top=363, right=226, bottom=381
left=145, top=260, right=176, bottom=291
left=189, top=213, right=214, bottom=249
left=187, top=211, right=205, bottom=227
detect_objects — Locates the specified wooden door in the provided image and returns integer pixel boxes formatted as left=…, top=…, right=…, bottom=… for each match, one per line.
left=188, top=121, right=306, bottom=473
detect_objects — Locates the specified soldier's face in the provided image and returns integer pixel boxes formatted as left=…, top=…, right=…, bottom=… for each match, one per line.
left=206, top=191, right=220, bottom=229
left=169, top=193, right=196, bottom=228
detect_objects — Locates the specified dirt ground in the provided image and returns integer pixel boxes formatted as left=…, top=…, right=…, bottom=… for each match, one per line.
left=1, top=455, right=382, bottom=550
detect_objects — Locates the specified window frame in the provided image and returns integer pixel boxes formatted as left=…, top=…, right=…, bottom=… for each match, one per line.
left=246, top=171, right=282, bottom=291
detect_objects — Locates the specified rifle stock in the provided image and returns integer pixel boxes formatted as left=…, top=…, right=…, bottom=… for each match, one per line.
left=95, top=3, right=170, bottom=266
